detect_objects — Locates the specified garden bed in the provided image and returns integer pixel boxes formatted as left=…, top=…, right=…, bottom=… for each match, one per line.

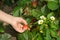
left=0, top=0, right=60, bottom=40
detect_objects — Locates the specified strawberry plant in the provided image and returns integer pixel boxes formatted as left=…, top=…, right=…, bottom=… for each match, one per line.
left=12, top=0, right=60, bottom=40
left=0, top=0, right=60, bottom=40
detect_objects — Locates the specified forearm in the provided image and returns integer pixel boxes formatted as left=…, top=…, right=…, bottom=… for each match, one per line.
left=0, top=10, right=14, bottom=24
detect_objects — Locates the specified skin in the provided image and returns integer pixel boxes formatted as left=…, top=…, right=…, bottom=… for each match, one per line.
left=0, top=10, right=28, bottom=33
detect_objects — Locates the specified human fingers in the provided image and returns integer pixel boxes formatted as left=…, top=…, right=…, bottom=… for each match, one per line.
left=19, top=18, right=28, bottom=25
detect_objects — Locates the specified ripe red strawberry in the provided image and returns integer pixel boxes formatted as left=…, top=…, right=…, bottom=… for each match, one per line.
left=22, top=25, right=30, bottom=30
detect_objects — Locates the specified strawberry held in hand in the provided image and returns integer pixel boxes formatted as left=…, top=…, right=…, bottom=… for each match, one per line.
left=22, top=25, right=30, bottom=30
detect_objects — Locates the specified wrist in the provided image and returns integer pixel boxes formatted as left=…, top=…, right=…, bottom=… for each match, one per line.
left=0, top=10, right=15, bottom=25
left=7, top=16, right=15, bottom=25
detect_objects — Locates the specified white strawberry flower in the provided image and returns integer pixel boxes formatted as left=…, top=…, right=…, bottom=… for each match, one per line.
left=50, top=16, right=55, bottom=21
left=38, top=20, right=44, bottom=25
left=40, top=15, right=46, bottom=20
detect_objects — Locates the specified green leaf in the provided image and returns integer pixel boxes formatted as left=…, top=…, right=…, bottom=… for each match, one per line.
left=57, top=36, right=60, bottom=40
left=41, top=5, right=46, bottom=15
left=12, top=6, right=20, bottom=17
left=59, top=0, right=60, bottom=4
left=47, top=12, right=54, bottom=19
left=26, top=18, right=31, bottom=24
left=31, top=9, right=41, bottom=18
left=47, top=1, right=59, bottom=10
left=33, top=33, right=43, bottom=40
left=50, top=29, right=58, bottom=38
left=31, top=9, right=38, bottom=17
left=17, top=31, right=32, bottom=40
left=46, top=0, right=58, bottom=2
left=0, top=22, right=4, bottom=33
left=40, top=0, right=44, bottom=2
left=17, top=0, right=31, bottom=7
left=45, top=29, right=52, bottom=40
left=40, top=24, right=45, bottom=30
left=0, top=33, right=11, bottom=40
left=0, top=27, right=4, bottom=33
left=23, top=15, right=34, bottom=24
left=31, top=30, right=37, bottom=37
left=50, top=21, right=58, bottom=30
left=41, top=5, right=50, bottom=16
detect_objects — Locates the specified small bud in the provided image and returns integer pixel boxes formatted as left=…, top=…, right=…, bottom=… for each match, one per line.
left=40, top=30, right=43, bottom=33
left=40, top=15, right=46, bottom=20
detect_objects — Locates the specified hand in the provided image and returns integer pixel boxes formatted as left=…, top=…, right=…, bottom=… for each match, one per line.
left=0, top=10, right=28, bottom=33
left=10, top=17, right=28, bottom=33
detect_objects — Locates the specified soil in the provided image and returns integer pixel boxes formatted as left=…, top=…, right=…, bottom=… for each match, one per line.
left=5, top=25, right=17, bottom=40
